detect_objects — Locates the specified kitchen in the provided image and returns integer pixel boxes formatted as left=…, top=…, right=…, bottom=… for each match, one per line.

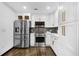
left=0, top=2, right=78, bottom=56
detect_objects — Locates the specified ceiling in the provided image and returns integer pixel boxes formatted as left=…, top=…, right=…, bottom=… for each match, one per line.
left=4, top=2, right=59, bottom=14
left=3, top=2, right=76, bottom=14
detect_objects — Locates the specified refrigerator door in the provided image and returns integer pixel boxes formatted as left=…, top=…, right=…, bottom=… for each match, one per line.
left=25, top=20, right=30, bottom=35
left=24, top=34, right=29, bottom=47
left=24, top=20, right=30, bottom=47
left=14, top=20, right=21, bottom=47
left=14, top=20, right=21, bottom=35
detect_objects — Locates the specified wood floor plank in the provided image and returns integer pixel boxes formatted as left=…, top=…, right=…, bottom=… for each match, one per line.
left=2, top=47, right=56, bottom=56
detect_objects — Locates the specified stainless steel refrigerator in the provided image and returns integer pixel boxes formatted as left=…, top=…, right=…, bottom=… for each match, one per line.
left=14, top=20, right=31, bottom=48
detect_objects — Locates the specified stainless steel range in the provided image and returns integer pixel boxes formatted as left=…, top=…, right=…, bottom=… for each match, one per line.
left=35, top=22, right=46, bottom=47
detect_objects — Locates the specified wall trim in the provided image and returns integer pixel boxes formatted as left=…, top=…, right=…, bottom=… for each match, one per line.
left=1, top=47, right=13, bottom=56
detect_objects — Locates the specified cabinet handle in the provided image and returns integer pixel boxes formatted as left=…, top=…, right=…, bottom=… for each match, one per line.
left=54, top=37, right=58, bottom=40
left=52, top=41, right=54, bottom=45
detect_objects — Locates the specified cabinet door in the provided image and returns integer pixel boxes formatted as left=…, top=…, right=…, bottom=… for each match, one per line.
left=65, top=23, right=77, bottom=55
left=46, top=32, right=51, bottom=46
left=50, top=35, right=56, bottom=49
left=54, top=11, right=58, bottom=27
left=54, top=23, right=77, bottom=56
left=30, top=33, right=35, bottom=46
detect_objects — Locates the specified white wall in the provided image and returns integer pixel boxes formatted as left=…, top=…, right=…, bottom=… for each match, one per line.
left=52, top=2, right=78, bottom=56
left=77, top=3, right=79, bottom=56
left=0, top=3, right=15, bottom=55
left=77, top=22, right=79, bottom=56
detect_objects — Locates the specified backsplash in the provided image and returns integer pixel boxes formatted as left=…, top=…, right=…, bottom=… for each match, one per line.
left=45, top=27, right=58, bottom=33
left=30, top=27, right=58, bottom=33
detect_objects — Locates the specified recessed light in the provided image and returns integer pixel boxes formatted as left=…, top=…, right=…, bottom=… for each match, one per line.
left=46, top=6, right=50, bottom=10
left=34, top=8, right=38, bottom=10
left=23, top=6, right=27, bottom=9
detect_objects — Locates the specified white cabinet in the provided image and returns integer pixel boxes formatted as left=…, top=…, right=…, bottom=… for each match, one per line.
left=55, top=3, right=77, bottom=56
left=45, top=14, right=54, bottom=27
left=45, top=32, right=57, bottom=46
left=56, top=3, right=77, bottom=55
left=46, top=32, right=51, bottom=46
left=31, top=14, right=46, bottom=27
left=53, top=11, right=58, bottom=27
left=45, top=13, right=58, bottom=27
left=65, top=3, right=77, bottom=23
left=31, top=15, right=35, bottom=27
left=58, top=3, right=77, bottom=25
left=31, top=14, right=56, bottom=27
left=55, top=22, right=77, bottom=56
left=46, top=32, right=58, bottom=47
left=50, top=34, right=58, bottom=50
left=30, top=33, right=35, bottom=46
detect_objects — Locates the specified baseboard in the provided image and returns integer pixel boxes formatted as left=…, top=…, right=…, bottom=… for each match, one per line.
left=30, top=46, right=51, bottom=48
left=49, top=47, right=57, bottom=56
left=1, top=47, right=13, bottom=56
left=13, top=47, right=30, bottom=49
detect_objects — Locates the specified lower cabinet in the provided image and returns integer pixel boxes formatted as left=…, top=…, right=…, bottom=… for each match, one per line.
left=30, top=33, right=51, bottom=47
left=52, top=22, right=77, bottom=56
left=30, top=33, right=35, bottom=46
left=46, top=32, right=51, bottom=46
left=50, top=34, right=58, bottom=51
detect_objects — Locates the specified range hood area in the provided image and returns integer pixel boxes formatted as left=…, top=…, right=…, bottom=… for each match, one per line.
left=0, top=2, right=78, bottom=56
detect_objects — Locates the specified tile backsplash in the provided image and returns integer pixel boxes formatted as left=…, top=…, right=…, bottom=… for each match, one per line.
left=30, top=27, right=58, bottom=33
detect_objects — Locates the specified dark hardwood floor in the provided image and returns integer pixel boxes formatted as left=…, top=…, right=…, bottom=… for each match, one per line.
left=2, top=47, right=56, bottom=56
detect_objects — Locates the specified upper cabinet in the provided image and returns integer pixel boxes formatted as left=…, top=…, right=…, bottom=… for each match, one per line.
left=16, top=13, right=31, bottom=21
left=58, top=10, right=66, bottom=26
left=53, top=11, right=58, bottom=27
left=58, top=3, right=77, bottom=25
left=64, top=3, right=77, bottom=23
left=31, top=14, right=45, bottom=27
left=31, top=14, right=53, bottom=27
left=31, top=14, right=58, bottom=27
left=45, top=14, right=54, bottom=27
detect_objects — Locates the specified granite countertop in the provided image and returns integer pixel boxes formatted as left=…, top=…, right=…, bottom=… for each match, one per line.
left=30, top=27, right=58, bottom=33
left=46, top=31, right=59, bottom=37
